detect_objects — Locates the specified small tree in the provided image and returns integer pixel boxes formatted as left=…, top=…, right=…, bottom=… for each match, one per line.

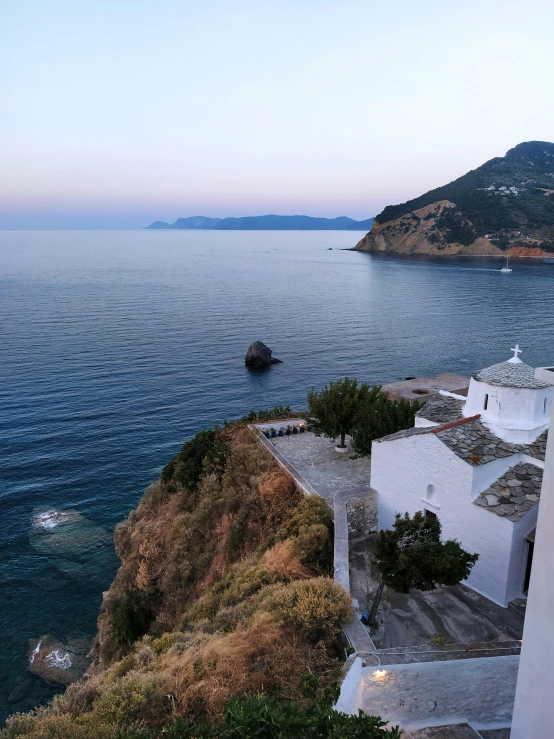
left=368, top=511, right=479, bottom=627
left=351, top=388, right=418, bottom=456
left=307, top=377, right=369, bottom=448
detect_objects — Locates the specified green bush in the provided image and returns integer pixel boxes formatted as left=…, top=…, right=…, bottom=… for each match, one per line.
left=350, top=387, right=418, bottom=456
left=161, top=694, right=401, bottom=738
left=111, top=589, right=157, bottom=654
left=161, top=428, right=229, bottom=496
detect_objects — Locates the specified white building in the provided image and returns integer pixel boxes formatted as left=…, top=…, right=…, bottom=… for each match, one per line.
left=512, top=365, right=554, bottom=738
left=371, top=346, right=552, bottom=607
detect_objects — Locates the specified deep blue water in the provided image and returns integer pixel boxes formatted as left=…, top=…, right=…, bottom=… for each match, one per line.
left=1, top=229, right=554, bottom=721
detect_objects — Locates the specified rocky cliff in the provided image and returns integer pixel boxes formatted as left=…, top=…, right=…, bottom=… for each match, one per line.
left=1, top=416, right=358, bottom=739
left=356, top=141, right=554, bottom=257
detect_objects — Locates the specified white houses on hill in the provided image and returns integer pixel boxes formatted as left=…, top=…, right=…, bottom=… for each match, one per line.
left=371, top=346, right=552, bottom=607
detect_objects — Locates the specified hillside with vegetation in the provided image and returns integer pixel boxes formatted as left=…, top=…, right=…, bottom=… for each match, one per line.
left=355, top=141, right=554, bottom=256
left=3, top=413, right=399, bottom=739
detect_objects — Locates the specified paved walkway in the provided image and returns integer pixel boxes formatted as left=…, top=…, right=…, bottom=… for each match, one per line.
left=358, top=655, right=518, bottom=732
left=252, top=425, right=522, bottom=735
left=267, top=431, right=371, bottom=505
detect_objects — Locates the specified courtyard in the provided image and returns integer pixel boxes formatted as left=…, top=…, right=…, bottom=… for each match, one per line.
left=255, top=425, right=524, bottom=648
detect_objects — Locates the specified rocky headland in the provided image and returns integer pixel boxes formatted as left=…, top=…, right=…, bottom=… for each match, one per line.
left=355, top=141, right=554, bottom=258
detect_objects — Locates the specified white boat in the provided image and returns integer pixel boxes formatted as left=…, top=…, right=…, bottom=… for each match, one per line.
left=500, top=256, right=512, bottom=273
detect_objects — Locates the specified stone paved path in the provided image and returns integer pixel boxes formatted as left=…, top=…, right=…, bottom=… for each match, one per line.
left=269, top=432, right=371, bottom=504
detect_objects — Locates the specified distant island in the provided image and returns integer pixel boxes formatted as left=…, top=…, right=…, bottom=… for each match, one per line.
left=146, top=214, right=375, bottom=231
left=355, top=141, right=554, bottom=257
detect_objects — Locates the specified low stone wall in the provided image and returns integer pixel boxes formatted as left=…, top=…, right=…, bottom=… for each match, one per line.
left=346, top=495, right=378, bottom=540
left=250, top=424, right=375, bottom=656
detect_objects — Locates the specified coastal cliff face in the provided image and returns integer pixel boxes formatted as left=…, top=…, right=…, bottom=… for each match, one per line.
left=356, top=141, right=554, bottom=257
left=2, top=419, right=353, bottom=738
left=355, top=200, right=502, bottom=256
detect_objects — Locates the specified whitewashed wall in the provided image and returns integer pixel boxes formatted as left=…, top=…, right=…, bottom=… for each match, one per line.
left=506, top=508, right=538, bottom=603
left=512, top=367, right=554, bottom=739
left=371, top=433, right=526, bottom=606
left=464, top=378, right=552, bottom=443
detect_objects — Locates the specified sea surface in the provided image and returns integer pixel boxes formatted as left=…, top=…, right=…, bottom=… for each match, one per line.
left=1, top=229, right=554, bottom=722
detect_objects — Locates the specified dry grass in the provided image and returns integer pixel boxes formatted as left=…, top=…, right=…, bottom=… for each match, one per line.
left=2, top=424, right=346, bottom=738
left=261, top=540, right=311, bottom=580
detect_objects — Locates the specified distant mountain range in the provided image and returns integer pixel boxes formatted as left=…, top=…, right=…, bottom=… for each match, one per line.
left=355, top=141, right=554, bottom=257
left=146, top=215, right=375, bottom=231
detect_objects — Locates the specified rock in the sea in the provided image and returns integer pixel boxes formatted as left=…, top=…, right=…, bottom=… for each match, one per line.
left=28, top=635, right=91, bottom=686
left=245, top=341, right=282, bottom=369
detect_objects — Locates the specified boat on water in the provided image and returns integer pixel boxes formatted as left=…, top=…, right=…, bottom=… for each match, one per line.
left=500, top=256, right=512, bottom=273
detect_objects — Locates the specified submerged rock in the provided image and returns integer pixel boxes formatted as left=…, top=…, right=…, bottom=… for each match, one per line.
left=28, top=635, right=91, bottom=686
left=245, top=341, right=282, bottom=369
left=8, top=675, right=36, bottom=704
left=29, top=507, right=114, bottom=583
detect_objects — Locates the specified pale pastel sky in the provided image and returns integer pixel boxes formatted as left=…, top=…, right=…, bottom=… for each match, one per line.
left=2, top=0, right=554, bottom=228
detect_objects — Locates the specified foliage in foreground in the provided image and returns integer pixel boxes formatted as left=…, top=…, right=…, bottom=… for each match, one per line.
left=3, top=695, right=401, bottom=739
left=164, top=694, right=402, bottom=738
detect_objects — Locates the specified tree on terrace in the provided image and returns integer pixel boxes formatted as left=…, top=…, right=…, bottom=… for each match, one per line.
left=368, top=511, right=479, bottom=627
left=350, top=387, right=418, bottom=456
left=307, top=377, right=370, bottom=449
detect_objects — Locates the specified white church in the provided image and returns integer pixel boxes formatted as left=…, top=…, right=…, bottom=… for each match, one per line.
left=371, top=346, right=552, bottom=608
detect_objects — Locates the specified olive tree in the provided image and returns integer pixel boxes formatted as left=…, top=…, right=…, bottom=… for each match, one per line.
left=307, top=377, right=370, bottom=449
left=368, top=511, right=479, bottom=627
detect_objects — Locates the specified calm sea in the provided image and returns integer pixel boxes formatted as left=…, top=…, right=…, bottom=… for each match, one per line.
left=1, top=229, right=554, bottom=721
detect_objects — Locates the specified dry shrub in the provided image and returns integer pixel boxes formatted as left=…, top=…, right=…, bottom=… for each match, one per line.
left=197, top=513, right=232, bottom=594
left=1, top=712, right=122, bottom=739
left=134, top=644, right=156, bottom=667
left=50, top=673, right=104, bottom=718
left=94, top=671, right=167, bottom=727
left=151, top=631, right=190, bottom=655
left=261, top=540, right=311, bottom=581
left=258, top=469, right=302, bottom=531
left=159, top=611, right=337, bottom=722
left=269, top=577, right=353, bottom=643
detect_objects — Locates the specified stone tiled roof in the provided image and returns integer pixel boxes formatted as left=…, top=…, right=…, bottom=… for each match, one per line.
left=436, top=419, right=547, bottom=466
left=415, top=395, right=464, bottom=424
left=473, top=361, right=550, bottom=389
left=474, top=463, right=543, bottom=521
left=375, top=414, right=548, bottom=467
left=374, top=426, right=431, bottom=443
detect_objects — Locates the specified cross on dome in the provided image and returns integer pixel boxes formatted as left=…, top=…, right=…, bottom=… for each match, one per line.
left=508, top=344, right=523, bottom=364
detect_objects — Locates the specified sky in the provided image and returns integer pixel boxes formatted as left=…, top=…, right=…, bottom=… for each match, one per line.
left=1, top=0, right=554, bottom=229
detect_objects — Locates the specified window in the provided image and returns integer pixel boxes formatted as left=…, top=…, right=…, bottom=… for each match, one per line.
left=425, top=509, right=438, bottom=520
left=483, top=394, right=489, bottom=410
left=426, top=484, right=436, bottom=501
left=545, top=398, right=548, bottom=415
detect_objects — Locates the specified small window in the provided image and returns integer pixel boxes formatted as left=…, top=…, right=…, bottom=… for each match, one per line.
left=425, top=509, right=438, bottom=520
left=483, top=394, right=489, bottom=410
left=426, top=484, right=436, bottom=501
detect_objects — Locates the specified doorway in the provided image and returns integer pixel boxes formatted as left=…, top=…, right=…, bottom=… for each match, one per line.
left=524, top=540, right=535, bottom=595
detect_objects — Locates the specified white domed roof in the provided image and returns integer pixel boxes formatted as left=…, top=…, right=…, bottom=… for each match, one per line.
left=473, top=360, right=550, bottom=389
